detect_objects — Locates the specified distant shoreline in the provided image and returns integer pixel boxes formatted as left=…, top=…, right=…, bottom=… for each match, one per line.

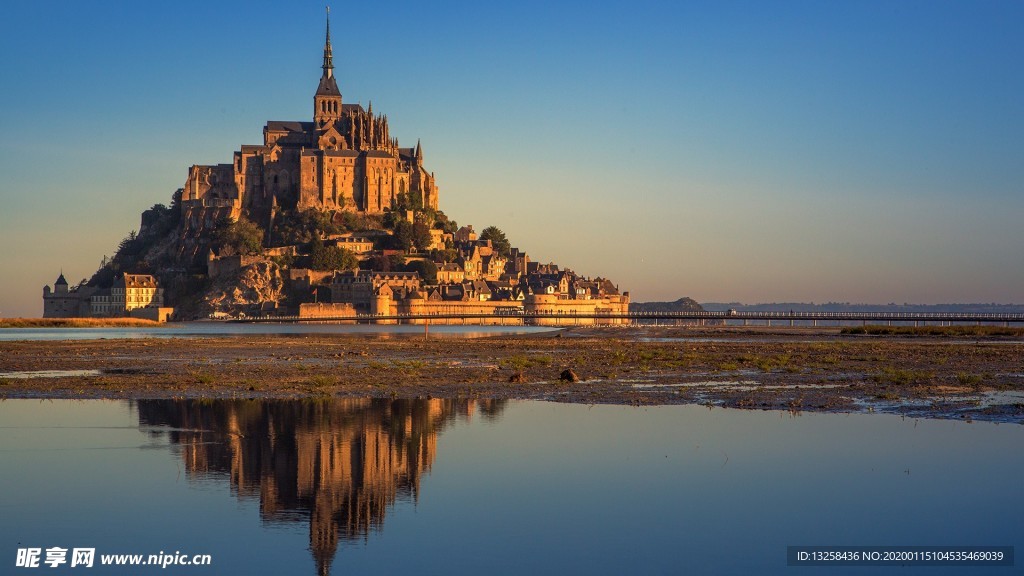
left=0, top=318, right=162, bottom=328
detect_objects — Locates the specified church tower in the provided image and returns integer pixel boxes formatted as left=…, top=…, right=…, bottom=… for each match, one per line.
left=313, top=7, right=342, bottom=128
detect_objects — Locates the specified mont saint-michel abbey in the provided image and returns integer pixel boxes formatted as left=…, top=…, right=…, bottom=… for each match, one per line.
left=182, top=12, right=439, bottom=233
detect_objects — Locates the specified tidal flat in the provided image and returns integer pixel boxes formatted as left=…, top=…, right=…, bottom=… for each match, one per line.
left=1, top=326, right=1022, bottom=423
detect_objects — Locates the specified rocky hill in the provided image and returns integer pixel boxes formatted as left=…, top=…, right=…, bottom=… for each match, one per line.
left=81, top=186, right=627, bottom=320
left=630, top=297, right=705, bottom=313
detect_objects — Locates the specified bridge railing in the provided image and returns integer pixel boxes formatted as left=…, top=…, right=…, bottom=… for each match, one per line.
left=231, top=310, right=1024, bottom=323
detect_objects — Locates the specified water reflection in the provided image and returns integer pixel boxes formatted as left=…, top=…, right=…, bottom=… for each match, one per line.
left=135, top=399, right=506, bottom=576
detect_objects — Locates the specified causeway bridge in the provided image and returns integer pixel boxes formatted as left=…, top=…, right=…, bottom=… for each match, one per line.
left=231, top=310, right=1024, bottom=326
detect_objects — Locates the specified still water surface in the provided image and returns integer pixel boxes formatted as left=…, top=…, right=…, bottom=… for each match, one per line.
left=0, top=399, right=1020, bottom=575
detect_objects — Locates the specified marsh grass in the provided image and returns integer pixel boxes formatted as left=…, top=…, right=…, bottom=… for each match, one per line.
left=955, top=372, right=983, bottom=387
left=870, top=367, right=935, bottom=386
left=194, top=372, right=216, bottom=385
left=0, top=317, right=161, bottom=328
left=501, top=355, right=554, bottom=371
left=391, top=360, right=427, bottom=375
left=611, top=348, right=692, bottom=371
left=307, top=375, right=336, bottom=388
left=843, top=325, right=1024, bottom=337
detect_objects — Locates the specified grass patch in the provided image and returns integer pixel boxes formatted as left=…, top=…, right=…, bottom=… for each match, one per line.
left=307, top=375, right=336, bottom=388
left=391, top=360, right=427, bottom=374
left=843, top=325, right=1024, bottom=337
left=195, top=372, right=216, bottom=385
left=501, top=355, right=554, bottom=371
left=0, top=317, right=162, bottom=328
left=870, top=367, right=935, bottom=386
left=609, top=350, right=629, bottom=365
left=955, top=372, right=983, bottom=387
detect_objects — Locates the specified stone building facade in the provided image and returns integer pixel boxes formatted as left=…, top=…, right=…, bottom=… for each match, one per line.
left=112, top=274, right=163, bottom=312
left=42, top=272, right=166, bottom=320
left=42, top=273, right=84, bottom=318
left=181, top=12, right=439, bottom=238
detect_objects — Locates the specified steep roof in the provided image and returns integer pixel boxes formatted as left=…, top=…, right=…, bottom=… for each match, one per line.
left=55, top=273, right=68, bottom=286
left=315, top=74, right=341, bottom=97
left=113, top=273, right=159, bottom=289
left=266, top=121, right=315, bottom=133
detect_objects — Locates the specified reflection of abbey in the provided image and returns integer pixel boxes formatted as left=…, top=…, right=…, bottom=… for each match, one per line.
left=181, top=11, right=438, bottom=234
left=136, top=399, right=505, bottom=576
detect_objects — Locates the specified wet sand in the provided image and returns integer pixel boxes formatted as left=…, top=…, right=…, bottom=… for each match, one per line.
left=1, top=326, right=1022, bottom=423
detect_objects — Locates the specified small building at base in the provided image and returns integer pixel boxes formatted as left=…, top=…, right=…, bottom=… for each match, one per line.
left=42, top=272, right=171, bottom=321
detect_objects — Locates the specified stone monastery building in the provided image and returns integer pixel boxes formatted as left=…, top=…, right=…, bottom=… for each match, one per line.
left=182, top=10, right=439, bottom=234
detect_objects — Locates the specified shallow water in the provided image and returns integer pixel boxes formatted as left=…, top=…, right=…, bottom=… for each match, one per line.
left=0, top=399, right=1020, bottom=575
left=0, top=369, right=103, bottom=379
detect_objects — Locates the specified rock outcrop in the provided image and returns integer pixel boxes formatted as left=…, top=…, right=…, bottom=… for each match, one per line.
left=201, top=260, right=285, bottom=316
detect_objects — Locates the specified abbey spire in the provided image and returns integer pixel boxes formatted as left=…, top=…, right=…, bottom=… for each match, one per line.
left=322, top=6, right=334, bottom=79
left=313, top=7, right=342, bottom=126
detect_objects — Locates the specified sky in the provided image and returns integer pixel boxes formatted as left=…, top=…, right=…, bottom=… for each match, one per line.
left=1, top=0, right=1022, bottom=317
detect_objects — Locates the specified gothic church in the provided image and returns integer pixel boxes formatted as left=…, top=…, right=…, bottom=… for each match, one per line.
left=181, top=10, right=439, bottom=234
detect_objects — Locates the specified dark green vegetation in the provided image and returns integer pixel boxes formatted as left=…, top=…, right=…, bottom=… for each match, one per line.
left=479, top=226, right=510, bottom=257
left=308, top=237, right=358, bottom=271
left=213, top=217, right=264, bottom=256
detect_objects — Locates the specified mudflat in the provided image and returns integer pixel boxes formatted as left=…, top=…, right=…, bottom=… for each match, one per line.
left=1, top=326, right=1022, bottom=423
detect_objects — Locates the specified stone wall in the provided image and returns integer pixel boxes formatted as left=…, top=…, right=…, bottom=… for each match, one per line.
left=298, top=302, right=357, bottom=321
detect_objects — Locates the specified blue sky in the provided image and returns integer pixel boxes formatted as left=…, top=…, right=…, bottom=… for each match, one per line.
left=1, top=1, right=1022, bottom=316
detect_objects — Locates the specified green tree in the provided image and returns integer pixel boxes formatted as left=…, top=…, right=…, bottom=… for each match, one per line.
left=392, top=220, right=414, bottom=251
left=382, top=209, right=402, bottom=231
left=404, top=259, right=437, bottom=283
left=273, top=209, right=339, bottom=245
left=368, top=253, right=407, bottom=272
left=213, top=217, right=264, bottom=256
left=411, top=221, right=432, bottom=252
left=479, top=226, right=511, bottom=257
left=309, top=237, right=357, bottom=271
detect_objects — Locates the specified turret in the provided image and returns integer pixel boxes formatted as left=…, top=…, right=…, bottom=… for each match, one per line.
left=54, top=272, right=69, bottom=294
